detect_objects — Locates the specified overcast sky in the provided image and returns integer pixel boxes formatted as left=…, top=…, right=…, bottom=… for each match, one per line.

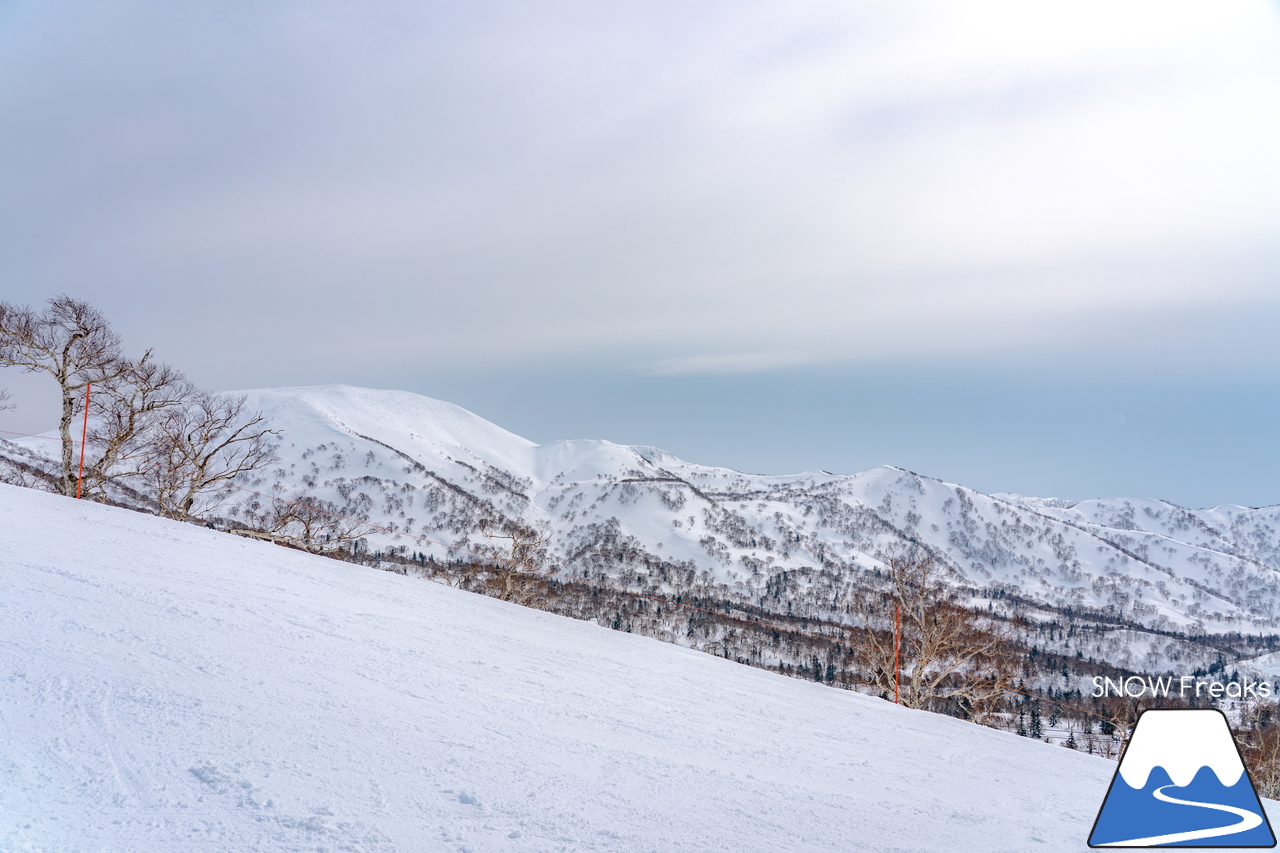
left=2, top=0, right=1280, bottom=507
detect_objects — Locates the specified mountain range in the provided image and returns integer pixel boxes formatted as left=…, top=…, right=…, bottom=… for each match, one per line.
left=7, top=383, right=1280, bottom=675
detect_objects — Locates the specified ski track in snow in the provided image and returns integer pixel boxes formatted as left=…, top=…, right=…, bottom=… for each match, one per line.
left=1, top=483, right=1276, bottom=852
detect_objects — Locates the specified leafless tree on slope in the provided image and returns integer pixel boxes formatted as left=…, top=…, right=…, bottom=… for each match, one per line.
left=480, top=517, right=551, bottom=604
left=853, top=554, right=1016, bottom=723
left=0, top=296, right=134, bottom=495
left=144, top=392, right=278, bottom=521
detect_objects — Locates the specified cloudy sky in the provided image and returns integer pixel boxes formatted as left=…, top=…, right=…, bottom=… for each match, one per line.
left=2, top=0, right=1279, bottom=506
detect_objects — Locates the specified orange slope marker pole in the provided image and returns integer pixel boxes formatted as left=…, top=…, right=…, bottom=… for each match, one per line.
left=76, top=383, right=90, bottom=499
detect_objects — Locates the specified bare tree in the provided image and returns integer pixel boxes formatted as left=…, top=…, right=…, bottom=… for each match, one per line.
left=479, top=517, right=551, bottom=603
left=77, top=360, right=193, bottom=500
left=852, top=554, right=1015, bottom=722
left=0, top=296, right=133, bottom=495
left=1237, top=700, right=1280, bottom=799
left=0, top=387, right=11, bottom=412
left=144, top=392, right=278, bottom=521
left=234, top=491, right=368, bottom=553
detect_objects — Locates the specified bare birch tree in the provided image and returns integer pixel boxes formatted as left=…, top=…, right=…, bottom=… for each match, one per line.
left=0, top=296, right=133, bottom=495
left=479, top=517, right=551, bottom=603
left=144, top=392, right=278, bottom=521
left=852, top=554, right=1015, bottom=722
left=233, top=491, right=367, bottom=553
left=77, top=361, right=193, bottom=499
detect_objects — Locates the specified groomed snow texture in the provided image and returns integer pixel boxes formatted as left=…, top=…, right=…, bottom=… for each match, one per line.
left=0, top=484, right=1234, bottom=852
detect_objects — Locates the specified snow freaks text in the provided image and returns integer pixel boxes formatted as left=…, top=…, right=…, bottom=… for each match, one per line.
left=1092, top=676, right=1273, bottom=700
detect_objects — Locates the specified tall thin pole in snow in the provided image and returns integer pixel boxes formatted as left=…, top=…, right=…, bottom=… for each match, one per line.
left=76, top=383, right=90, bottom=499
left=894, top=604, right=901, bottom=705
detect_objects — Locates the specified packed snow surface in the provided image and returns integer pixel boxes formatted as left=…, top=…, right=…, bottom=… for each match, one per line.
left=0, top=484, right=1213, bottom=852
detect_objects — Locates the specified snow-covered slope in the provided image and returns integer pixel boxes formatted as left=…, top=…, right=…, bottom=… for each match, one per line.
left=1, top=483, right=1142, bottom=851
left=248, top=384, right=539, bottom=482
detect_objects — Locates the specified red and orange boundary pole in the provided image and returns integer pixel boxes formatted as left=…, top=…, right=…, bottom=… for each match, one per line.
left=75, top=383, right=89, bottom=499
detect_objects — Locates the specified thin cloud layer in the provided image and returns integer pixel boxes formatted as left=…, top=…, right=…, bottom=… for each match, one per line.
left=0, top=0, right=1277, bottom=381
left=644, top=352, right=813, bottom=377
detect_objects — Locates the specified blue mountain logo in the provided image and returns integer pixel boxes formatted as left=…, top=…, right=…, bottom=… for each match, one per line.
left=1089, top=709, right=1276, bottom=847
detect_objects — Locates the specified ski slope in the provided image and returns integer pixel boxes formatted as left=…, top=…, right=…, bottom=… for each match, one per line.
left=0, top=483, right=1257, bottom=852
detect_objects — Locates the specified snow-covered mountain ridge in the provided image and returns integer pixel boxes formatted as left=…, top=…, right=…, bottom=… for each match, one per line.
left=7, top=383, right=1280, bottom=674
left=230, top=386, right=1280, bottom=640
